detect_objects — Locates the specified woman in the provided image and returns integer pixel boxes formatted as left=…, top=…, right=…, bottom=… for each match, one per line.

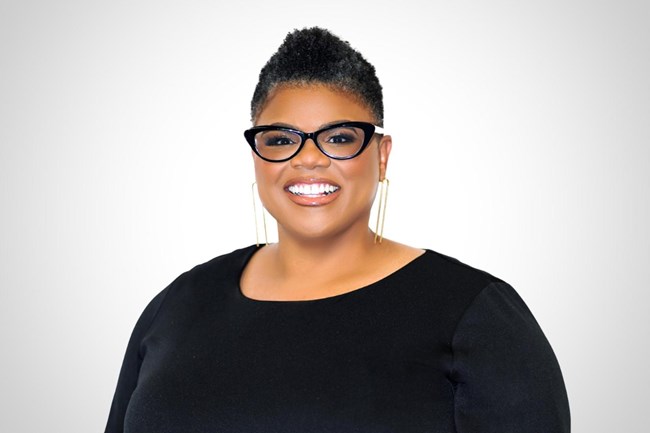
left=106, top=28, right=570, bottom=432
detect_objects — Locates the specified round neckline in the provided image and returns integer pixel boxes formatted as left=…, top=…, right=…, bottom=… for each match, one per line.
left=236, top=245, right=429, bottom=304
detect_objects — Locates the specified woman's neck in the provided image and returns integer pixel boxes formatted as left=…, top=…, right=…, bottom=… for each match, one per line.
left=240, top=222, right=423, bottom=301
left=271, top=227, right=380, bottom=278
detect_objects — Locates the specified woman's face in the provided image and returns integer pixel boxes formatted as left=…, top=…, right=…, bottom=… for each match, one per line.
left=253, top=84, right=392, bottom=242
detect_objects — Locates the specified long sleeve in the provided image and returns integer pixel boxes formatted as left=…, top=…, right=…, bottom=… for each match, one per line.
left=104, top=287, right=169, bottom=433
left=450, top=281, right=570, bottom=432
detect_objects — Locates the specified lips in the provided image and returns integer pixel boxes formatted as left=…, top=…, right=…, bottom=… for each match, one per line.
left=283, top=179, right=341, bottom=206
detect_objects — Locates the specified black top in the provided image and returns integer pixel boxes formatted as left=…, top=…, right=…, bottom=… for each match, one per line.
left=105, top=245, right=570, bottom=433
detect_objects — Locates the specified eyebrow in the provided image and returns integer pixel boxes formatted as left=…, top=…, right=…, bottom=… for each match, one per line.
left=264, top=120, right=355, bottom=131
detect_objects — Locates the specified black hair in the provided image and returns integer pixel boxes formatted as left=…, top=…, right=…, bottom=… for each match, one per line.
left=250, top=27, right=384, bottom=125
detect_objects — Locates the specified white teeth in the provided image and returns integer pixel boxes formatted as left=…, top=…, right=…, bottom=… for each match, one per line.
left=288, top=183, right=339, bottom=196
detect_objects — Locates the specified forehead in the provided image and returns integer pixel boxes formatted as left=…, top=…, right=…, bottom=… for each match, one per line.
left=255, top=84, right=375, bottom=129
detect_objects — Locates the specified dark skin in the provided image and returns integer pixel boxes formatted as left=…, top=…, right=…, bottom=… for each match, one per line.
left=240, top=84, right=423, bottom=301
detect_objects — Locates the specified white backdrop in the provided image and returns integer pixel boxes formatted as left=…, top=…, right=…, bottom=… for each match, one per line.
left=1, top=1, right=648, bottom=432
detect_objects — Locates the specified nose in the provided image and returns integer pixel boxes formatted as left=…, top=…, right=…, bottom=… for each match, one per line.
left=290, top=138, right=331, bottom=169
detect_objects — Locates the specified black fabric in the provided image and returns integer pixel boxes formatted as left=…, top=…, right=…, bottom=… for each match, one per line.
left=105, top=245, right=570, bottom=432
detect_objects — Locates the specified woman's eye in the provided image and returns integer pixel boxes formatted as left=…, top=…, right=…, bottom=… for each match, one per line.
left=268, top=138, right=292, bottom=146
left=261, top=134, right=297, bottom=146
left=325, top=134, right=355, bottom=145
left=321, top=127, right=362, bottom=146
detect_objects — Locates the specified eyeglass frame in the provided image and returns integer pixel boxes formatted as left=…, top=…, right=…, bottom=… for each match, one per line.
left=244, top=121, right=385, bottom=163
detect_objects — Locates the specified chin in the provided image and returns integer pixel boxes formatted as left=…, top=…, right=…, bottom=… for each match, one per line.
left=280, top=225, right=338, bottom=242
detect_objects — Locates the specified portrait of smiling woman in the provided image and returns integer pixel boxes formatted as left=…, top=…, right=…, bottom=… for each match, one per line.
left=105, top=27, right=570, bottom=432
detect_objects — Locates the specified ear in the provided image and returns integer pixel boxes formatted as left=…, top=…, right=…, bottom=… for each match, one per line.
left=378, top=135, right=392, bottom=181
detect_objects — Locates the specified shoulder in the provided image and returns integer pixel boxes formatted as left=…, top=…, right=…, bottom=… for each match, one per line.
left=136, top=245, right=259, bottom=327
left=417, top=250, right=544, bottom=336
left=405, top=248, right=506, bottom=307
left=375, top=247, right=513, bottom=339
left=162, top=244, right=259, bottom=301
left=422, top=249, right=503, bottom=285
left=430, top=253, right=560, bottom=383
left=170, top=244, right=259, bottom=290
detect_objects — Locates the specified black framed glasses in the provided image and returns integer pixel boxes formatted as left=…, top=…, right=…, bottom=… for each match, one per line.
left=244, top=121, right=385, bottom=163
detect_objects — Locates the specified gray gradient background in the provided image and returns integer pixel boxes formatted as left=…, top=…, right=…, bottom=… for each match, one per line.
left=1, top=1, right=648, bottom=432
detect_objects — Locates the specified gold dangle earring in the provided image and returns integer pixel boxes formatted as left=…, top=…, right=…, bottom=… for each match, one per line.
left=374, top=178, right=390, bottom=244
left=251, top=182, right=268, bottom=246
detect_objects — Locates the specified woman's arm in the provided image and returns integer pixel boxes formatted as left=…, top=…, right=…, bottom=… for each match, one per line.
left=450, top=281, right=570, bottom=432
left=104, top=287, right=169, bottom=433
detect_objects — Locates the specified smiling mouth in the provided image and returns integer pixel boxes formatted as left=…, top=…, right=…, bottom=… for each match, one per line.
left=286, top=183, right=340, bottom=196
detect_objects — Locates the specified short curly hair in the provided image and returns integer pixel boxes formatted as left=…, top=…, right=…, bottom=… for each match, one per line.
left=250, top=27, right=384, bottom=125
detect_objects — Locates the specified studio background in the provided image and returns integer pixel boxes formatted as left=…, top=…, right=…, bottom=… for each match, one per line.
left=1, top=1, right=648, bottom=432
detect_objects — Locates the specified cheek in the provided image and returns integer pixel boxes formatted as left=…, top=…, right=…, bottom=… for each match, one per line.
left=346, top=145, right=379, bottom=175
left=342, top=153, right=381, bottom=199
left=253, top=160, right=282, bottom=208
